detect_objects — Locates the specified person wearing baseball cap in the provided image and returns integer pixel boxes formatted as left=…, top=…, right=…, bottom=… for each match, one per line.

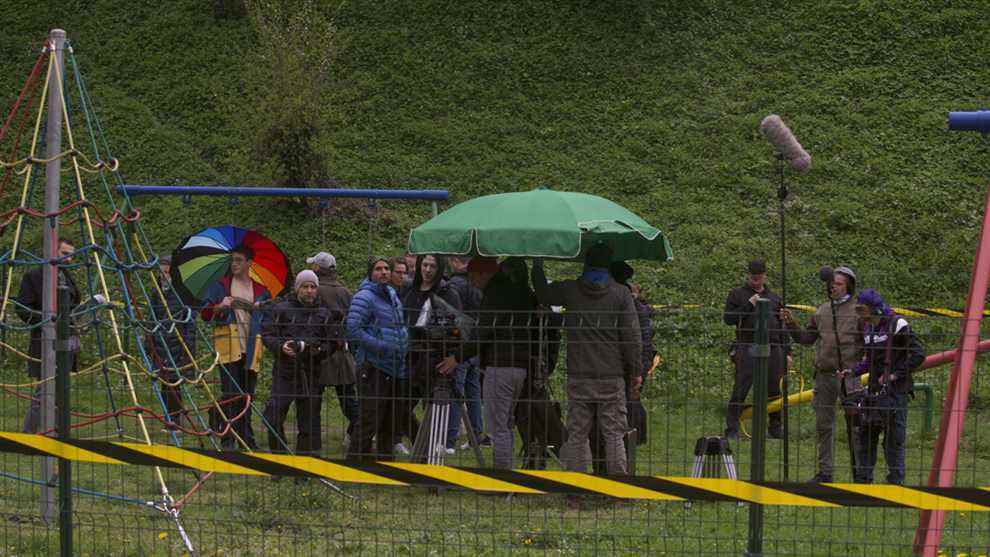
left=723, top=259, right=790, bottom=441
left=308, top=251, right=357, bottom=446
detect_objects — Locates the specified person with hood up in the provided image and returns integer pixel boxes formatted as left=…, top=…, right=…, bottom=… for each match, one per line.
left=531, top=243, right=641, bottom=475
left=844, top=288, right=925, bottom=484
left=261, top=270, right=338, bottom=455
left=345, top=257, right=410, bottom=461
left=146, top=255, right=197, bottom=429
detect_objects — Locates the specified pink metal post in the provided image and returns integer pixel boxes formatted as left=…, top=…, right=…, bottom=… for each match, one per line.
left=913, top=183, right=990, bottom=555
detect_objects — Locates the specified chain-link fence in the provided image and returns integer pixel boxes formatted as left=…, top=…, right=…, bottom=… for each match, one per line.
left=2, top=284, right=989, bottom=556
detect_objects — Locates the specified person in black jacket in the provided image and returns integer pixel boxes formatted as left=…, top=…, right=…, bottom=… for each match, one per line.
left=462, top=256, right=539, bottom=469
left=401, top=255, right=463, bottom=391
left=16, top=237, right=80, bottom=433
left=722, top=259, right=791, bottom=440
left=146, top=255, right=197, bottom=427
left=444, top=256, right=486, bottom=451
left=261, top=270, right=337, bottom=455
left=845, top=288, right=925, bottom=484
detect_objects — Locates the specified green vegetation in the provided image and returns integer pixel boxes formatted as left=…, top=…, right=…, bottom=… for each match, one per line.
left=3, top=1, right=989, bottom=306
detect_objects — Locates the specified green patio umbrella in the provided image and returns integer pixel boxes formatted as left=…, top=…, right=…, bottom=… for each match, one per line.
left=408, top=188, right=673, bottom=261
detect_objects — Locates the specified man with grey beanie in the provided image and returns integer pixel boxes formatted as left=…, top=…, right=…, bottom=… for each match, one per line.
left=261, top=269, right=338, bottom=455
left=782, top=265, right=863, bottom=482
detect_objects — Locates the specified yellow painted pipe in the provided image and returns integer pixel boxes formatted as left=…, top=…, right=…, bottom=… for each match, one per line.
left=740, top=339, right=990, bottom=421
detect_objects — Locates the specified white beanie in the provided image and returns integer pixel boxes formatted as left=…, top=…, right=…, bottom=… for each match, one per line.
left=294, top=269, right=319, bottom=290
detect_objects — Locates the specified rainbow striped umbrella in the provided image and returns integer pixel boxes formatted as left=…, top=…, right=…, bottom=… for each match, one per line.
left=169, top=225, right=291, bottom=305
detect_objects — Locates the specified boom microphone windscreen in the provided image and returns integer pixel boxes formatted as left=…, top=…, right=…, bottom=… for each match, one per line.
left=759, top=114, right=812, bottom=173
left=818, top=266, right=834, bottom=283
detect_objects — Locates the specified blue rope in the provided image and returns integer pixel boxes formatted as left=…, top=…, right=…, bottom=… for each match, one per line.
left=0, top=470, right=154, bottom=507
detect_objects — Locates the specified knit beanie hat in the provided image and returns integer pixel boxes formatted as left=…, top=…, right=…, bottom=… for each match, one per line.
left=294, top=269, right=319, bottom=290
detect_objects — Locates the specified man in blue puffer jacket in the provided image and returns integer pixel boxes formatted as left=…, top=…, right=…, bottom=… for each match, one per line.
left=345, top=256, right=410, bottom=462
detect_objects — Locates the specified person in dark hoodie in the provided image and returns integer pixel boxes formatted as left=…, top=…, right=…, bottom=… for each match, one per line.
left=146, top=255, right=197, bottom=429
left=261, top=270, right=338, bottom=455
left=400, top=254, right=463, bottom=398
left=443, top=256, right=487, bottom=452
left=345, top=257, right=410, bottom=462
left=16, top=237, right=80, bottom=433
left=532, top=243, right=641, bottom=475
left=845, top=288, right=925, bottom=484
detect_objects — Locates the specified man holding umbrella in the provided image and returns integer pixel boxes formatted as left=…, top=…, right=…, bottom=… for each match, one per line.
left=531, top=243, right=642, bottom=475
left=201, top=245, right=271, bottom=450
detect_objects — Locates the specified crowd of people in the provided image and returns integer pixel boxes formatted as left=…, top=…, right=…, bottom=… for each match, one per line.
left=725, top=259, right=926, bottom=484
left=13, top=238, right=926, bottom=484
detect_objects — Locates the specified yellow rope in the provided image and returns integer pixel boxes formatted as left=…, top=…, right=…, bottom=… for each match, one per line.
left=0, top=339, right=41, bottom=362
left=0, top=50, right=53, bottom=324
left=52, top=56, right=176, bottom=502
left=0, top=355, right=128, bottom=388
left=0, top=149, right=118, bottom=173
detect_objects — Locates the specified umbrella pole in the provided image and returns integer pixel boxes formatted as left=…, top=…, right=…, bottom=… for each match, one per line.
left=775, top=154, right=790, bottom=482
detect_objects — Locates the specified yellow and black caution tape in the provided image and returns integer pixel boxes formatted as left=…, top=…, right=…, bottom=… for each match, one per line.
left=651, top=303, right=975, bottom=318
left=1, top=432, right=988, bottom=510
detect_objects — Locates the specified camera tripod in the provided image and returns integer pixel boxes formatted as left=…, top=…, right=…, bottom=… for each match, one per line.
left=411, top=375, right=485, bottom=466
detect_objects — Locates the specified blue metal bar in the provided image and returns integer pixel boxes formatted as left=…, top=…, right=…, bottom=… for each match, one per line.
left=118, top=185, right=449, bottom=201
left=948, top=110, right=990, bottom=134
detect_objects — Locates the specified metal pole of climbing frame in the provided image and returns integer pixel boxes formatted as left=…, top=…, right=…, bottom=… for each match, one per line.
left=40, top=28, right=66, bottom=524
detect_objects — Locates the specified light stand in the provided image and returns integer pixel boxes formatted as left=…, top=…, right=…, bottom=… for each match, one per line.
left=775, top=154, right=791, bottom=481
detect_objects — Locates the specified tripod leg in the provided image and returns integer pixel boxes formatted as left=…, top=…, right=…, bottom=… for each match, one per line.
left=431, top=403, right=450, bottom=465
left=844, top=412, right=857, bottom=480
left=625, top=429, right=637, bottom=475
left=411, top=403, right=433, bottom=462
left=460, top=401, right=486, bottom=467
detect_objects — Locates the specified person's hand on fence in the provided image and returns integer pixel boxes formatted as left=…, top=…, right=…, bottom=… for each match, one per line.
left=436, top=355, right=457, bottom=375
left=282, top=341, right=297, bottom=358
left=219, top=296, right=234, bottom=309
